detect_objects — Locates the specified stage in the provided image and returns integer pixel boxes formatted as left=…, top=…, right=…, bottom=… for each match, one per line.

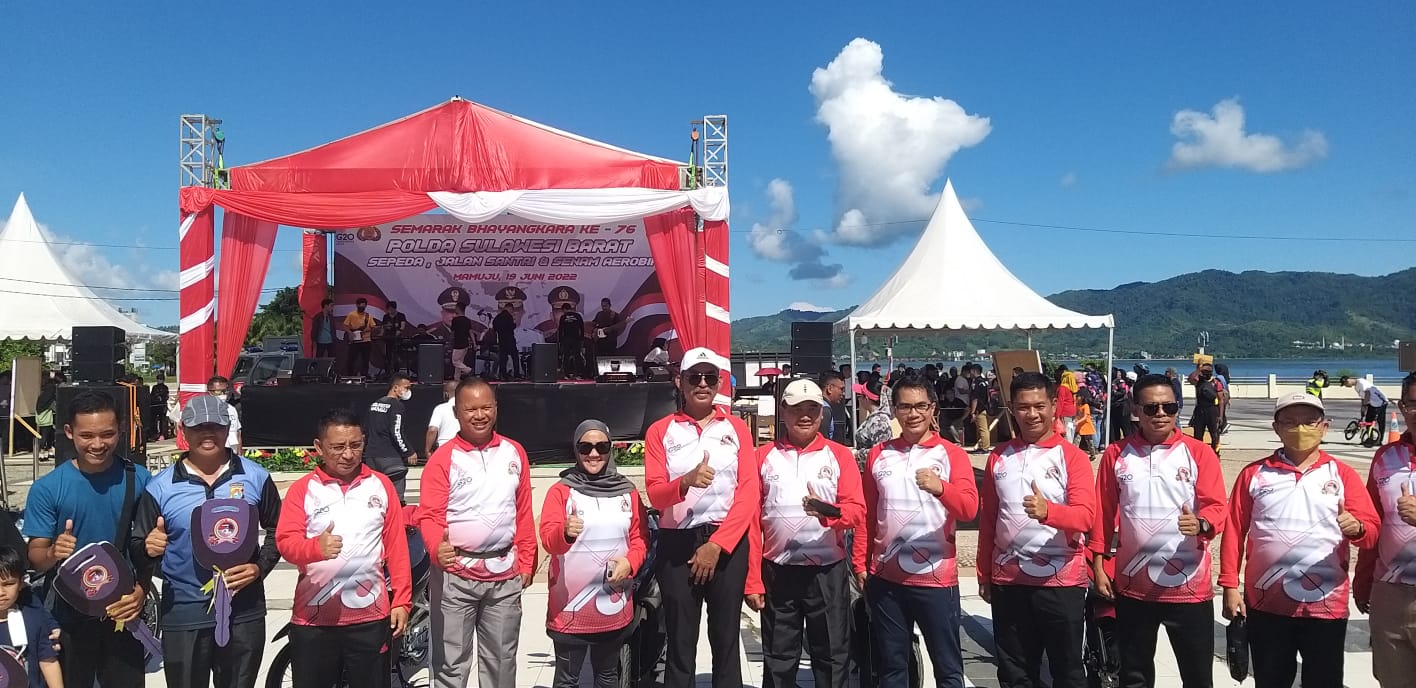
left=238, top=380, right=677, bottom=463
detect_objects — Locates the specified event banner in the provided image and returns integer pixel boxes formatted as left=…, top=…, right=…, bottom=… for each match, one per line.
left=332, top=213, right=670, bottom=359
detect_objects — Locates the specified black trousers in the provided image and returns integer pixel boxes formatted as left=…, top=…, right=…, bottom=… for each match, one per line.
left=382, top=339, right=401, bottom=375
left=290, top=619, right=391, bottom=688
left=760, top=560, right=851, bottom=688
left=655, top=527, right=748, bottom=688
left=162, top=618, right=266, bottom=688
left=1367, top=403, right=1389, bottom=438
left=992, top=585, right=1087, bottom=688
left=60, top=615, right=146, bottom=688
left=1190, top=409, right=1221, bottom=451
left=1245, top=608, right=1346, bottom=688
left=1109, top=410, right=1132, bottom=443
left=1114, top=596, right=1213, bottom=688
left=551, top=636, right=621, bottom=688
left=347, top=342, right=373, bottom=376
left=314, top=342, right=335, bottom=358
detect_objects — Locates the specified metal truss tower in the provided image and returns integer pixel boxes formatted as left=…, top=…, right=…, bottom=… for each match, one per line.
left=179, top=114, right=223, bottom=188
left=700, top=115, right=727, bottom=187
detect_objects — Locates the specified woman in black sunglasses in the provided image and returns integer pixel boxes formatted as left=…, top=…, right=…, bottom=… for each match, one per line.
left=538, top=419, right=649, bottom=688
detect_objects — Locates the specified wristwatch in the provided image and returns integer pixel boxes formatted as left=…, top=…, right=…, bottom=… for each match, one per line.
left=1197, top=518, right=1214, bottom=537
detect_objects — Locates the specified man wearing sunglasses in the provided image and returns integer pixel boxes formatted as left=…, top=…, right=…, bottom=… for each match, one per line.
left=744, top=379, right=864, bottom=688
left=644, top=348, right=759, bottom=688
left=1219, top=392, right=1379, bottom=688
left=978, top=372, right=1096, bottom=688
left=1091, top=374, right=1227, bottom=687
left=1354, top=374, right=1416, bottom=686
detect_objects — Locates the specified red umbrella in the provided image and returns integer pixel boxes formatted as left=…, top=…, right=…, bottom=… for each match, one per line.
left=756, top=368, right=782, bottom=377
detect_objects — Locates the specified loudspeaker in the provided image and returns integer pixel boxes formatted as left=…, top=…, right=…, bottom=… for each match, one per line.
left=293, top=358, right=337, bottom=382
left=595, top=357, right=638, bottom=377
left=71, top=326, right=128, bottom=383
left=53, top=384, right=147, bottom=462
left=530, top=343, right=558, bottom=383
left=644, top=366, right=673, bottom=383
left=1402, top=342, right=1416, bottom=373
left=790, top=321, right=834, bottom=376
left=416, top=344, right=445, bottom=382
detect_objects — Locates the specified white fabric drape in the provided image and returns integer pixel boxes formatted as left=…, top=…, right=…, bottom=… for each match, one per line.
left=429, top=187, right=730, bottom=224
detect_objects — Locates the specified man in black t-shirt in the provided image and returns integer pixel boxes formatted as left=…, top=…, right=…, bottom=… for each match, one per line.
left=556, top=303, right=587, bottom=379
left=448, top=305, right=473, bottom=379
left=492, top=302, right=520, bottom=380
left=149, top=373, right=170, bottom=440
left=591, top=297, right=625, bottom=357
left=380, top=301, right=408, bottom=378
left=363, top=374, right=417, bottom=503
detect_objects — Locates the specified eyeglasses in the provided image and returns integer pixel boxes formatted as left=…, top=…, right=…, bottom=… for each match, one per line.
left=896, top=402, right=935, bottom=415
left=1401, top=400, right=1416, bottom=411
left=322, top=442, right=364, bottom=456
left=577, top=441, right=613, bottom=456
left=686, top=372, right=720, bottom=387
left=1141, top=402, right=1180, bottom=417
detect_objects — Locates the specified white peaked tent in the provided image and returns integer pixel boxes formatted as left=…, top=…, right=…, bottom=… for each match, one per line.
left=836, top=180, right=1116, bottom=433
left=0, top=194, right=174, bottom=341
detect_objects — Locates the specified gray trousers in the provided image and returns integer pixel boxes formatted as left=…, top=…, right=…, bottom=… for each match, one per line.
left=430, top=569, right=523, bottom=688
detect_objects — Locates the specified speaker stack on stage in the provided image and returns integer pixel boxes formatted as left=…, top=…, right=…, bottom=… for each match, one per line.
left=789, top=321, right=834, bottom=376
left=70, top=326, right=126, bottom=383
left=415, top=344, right=445, bottom=382
left=292, top=357, right=337, bottom=384
left=530, top=343, right=558, bottom=383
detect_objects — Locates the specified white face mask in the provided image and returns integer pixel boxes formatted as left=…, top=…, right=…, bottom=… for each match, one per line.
left=399, top=389, right=412, bottom=401
left=212, top=392, right=228, bottom=402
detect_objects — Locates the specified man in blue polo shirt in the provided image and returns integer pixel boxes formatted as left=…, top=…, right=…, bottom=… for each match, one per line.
left=130, top=394, right=282, bottom=688
left=24, top=390, right=150, bottom=688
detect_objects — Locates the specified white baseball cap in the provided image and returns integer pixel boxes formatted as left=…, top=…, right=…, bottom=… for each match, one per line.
left=1275, top=392, right=1324, bottom=415
left=780, top=379, right=825, bottom=406
left=679, top=347, right=729, bottom=373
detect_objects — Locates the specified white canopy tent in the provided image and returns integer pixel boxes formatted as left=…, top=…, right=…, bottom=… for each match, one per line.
left=0, top=194, right=174, bottom=341
left=835, top=180, right=1117, bottom=438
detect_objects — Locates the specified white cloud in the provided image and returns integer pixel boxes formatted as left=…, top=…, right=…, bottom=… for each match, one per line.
left=811, top=38, right=991, bottom=246
left=960, top=197, right=984, bottom=213
left=1167, top=98, right=1328, bottom=173
left=817, top=273, right=852, bottom=289
left=787, top=301, right=834, bottom=312
left=149, top=269, right=180, bottom=291
left=745, top=178, right=845, bottom=282
left=1060, top=171, right=1078, bottom=188
left=50, top=231, right=138, bottom=290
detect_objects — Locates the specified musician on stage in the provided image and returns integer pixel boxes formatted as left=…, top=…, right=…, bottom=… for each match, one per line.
left=592, top=298, right=626, bottom=357
left=379, top=301, right=408, bottom=378
left=556, top=303, right=587, bottom=379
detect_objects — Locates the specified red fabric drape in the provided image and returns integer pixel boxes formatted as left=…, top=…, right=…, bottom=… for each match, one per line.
left=180, top=187, right=434, bottom=230
left=299, top=232, right=329, bottom=355
left=215, top=213, right=279, bottom=378
left=177, top=207, right=216, bottom=449
left=643, top=209, right=701, bottom=353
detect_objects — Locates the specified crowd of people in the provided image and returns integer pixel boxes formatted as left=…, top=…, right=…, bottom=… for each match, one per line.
left=8, top=350, right=1416, bottom=688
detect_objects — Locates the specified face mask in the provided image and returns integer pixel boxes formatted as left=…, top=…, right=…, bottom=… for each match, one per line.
left=1279, top=424, right=1324, bottom=453
left=399, top=389, right=412, bottom=401
left=357, top=305, right=366, bottom=312
left=213, top=393, right=227, bottom=401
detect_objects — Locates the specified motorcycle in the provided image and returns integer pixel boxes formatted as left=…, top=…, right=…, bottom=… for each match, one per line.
left=264, top=524, right=433, bottom=688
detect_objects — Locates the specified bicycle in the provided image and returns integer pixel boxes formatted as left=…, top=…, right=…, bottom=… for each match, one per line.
left=1344, top=418, right=1382, bottom=448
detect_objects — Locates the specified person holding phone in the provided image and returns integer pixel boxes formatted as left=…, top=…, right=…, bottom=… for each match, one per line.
left=744, top=379, right=863, bottom=688
left=538, top=420, right=648, bottom=688
left=644, top=348, right=758, bottom=688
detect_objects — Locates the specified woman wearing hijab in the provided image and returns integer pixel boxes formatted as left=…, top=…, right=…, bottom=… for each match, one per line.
left=539, top=420, right=649, bottom=688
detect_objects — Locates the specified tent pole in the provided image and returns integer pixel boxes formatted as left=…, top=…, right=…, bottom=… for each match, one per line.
left=1103, top=325, right=1115, bottom=449
left=848, top=327, right=858, bottom=449
left=1027, top=330, right=1033, bottom=350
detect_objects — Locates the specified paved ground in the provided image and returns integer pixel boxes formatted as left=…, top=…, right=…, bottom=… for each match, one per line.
left=8, top=398, right=1393, bottom=687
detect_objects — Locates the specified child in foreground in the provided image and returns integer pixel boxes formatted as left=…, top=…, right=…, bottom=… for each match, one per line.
left=0, top=546, right=62, bottom=687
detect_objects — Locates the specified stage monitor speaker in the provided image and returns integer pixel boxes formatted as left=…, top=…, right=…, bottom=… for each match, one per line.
left=292, top=358, right=337, bottom=383
left=644, top=365, right=673, bottom=383
left=53, top=384, right=147, bottom=462
left=530, top=343, right=558, bottom=383
left=416, top=344, right=445, bottom=382
left=1401, top=341, right=1416, bottom=373
left=595, top=357, right=638, bottom=377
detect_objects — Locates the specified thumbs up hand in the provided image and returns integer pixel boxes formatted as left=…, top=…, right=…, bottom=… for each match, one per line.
left=1177, top=504, right=1201, bottom=537
left=145, top=516, right=169, bottom=558
left=565, top=514, right=585, bottom=541
left=53, top=520, right=77, bottom=560
left=1397, top=482, right=1416, bottom=527
left=437, top=529, right=457, bottom=569
left=683, top=452, right=716, bottom=490
left=317, top=523, right=343, bottom=560
left=1023, top=481, right=1050, bottom=522
left=1337, top=501, right=1364, bottom=539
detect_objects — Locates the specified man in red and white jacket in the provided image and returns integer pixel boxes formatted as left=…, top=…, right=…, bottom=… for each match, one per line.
left=417, top=377, right=537, bottom=688
left=644, top=347, right=759, bottom=688
left=744, top=379, right=864, bottom=688
left=275, top=408, right=412, bottom=688
left=978, top=372, right=1095, bottom=688
left=1221, top=392, right=1379, bottom=688
left=857, top=375, right=978, bottom=687
left=1355, top=375, right=1416, bottom=687
left=1091, top=373, right=1226, bottom=688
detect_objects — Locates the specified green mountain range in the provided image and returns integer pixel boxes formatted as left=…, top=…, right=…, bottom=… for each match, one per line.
left=731, top=269, right=1416, bottom=359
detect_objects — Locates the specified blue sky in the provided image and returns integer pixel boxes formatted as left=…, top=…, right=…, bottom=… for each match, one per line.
left=1, top=2, right=1412, bottom=324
